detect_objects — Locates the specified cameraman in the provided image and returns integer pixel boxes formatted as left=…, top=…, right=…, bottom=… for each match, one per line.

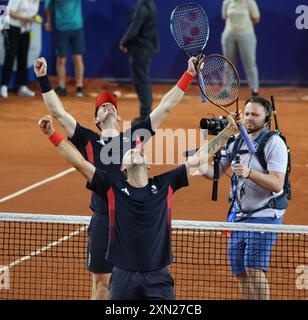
left=199, top=97, right=288, bottom=300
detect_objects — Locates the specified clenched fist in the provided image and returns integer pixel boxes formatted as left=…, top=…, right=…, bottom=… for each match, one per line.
left=34, top=57, right=47, bottom=78
left=38, top=115, right=55, bottom=136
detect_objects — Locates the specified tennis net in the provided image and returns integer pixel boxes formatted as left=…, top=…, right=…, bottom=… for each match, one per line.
left=0, top=212, right=307, bottom=300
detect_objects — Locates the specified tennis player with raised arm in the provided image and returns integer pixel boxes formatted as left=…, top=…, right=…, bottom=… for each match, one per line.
left=38, top=113, right=240, bottom=300
left=34, top=56, right=197, bottom=300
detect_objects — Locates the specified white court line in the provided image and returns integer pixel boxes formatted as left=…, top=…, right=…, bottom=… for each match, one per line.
left=0, top=168, right=76, bottom=204
left=0, top=225, right=87, bottom=273
left=0, top=162, right=307, bottom=205
left=0, top=167, right=84, bottom=275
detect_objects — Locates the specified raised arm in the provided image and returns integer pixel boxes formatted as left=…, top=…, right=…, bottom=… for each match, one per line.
left=38, top=115, right=94, bottom=182
left=185, top=115, right=240, bottom=179
left=34, top=58, right=77, bottom=138
left=149, top=57, right=197, bottom=131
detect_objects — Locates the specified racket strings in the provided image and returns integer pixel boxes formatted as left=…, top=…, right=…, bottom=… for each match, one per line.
left=198, top=56, right=239, bottom=107
left=171, top=5, right=209, bottom=57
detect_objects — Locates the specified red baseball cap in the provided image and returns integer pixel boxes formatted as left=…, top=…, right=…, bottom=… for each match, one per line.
left=95, top=92, right=118, bottom=114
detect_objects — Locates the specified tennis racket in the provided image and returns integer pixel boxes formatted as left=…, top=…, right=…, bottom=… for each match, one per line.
left=170, top=2, right=210, bottom=102
left=197, top=54, right=256, bottom=154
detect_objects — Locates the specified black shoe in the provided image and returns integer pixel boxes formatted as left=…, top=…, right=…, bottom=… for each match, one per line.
left=55, top=86, right=67, bottom=96
left=76, top=86, right=84, bottom=97
left=131, top=116, right=146, bottom=127
left=251, top=90, right=259, bottom=97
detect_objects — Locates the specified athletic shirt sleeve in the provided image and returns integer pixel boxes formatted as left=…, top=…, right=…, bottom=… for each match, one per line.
left=86, top=169, right=112, bottom=196
left=131, top=115, right=155, bottom=135
left=67, top=123, right=98, bottom=154
left=156, top=164, right=189, bottom=193
left=123, top=115, right=155, bottom=148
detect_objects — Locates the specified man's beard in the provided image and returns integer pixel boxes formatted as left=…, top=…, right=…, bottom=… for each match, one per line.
left=247, top=123, right=267, bottom=134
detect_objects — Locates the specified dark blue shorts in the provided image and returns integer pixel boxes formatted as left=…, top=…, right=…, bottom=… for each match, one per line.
left=87, top=213, right=113, bottom=274
left=228, top=216, right=283, bottom=275
left=109, top=266, right=175, bottom=300
left=55, top=28, right=85, bottom=56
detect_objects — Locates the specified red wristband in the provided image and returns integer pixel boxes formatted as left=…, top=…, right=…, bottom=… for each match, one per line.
left=49, top=131, right=63, bottom=146
left=176, top=71, right=194, bottom=92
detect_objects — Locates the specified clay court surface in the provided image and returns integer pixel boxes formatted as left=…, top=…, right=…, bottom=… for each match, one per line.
left=0, top=80, right=308, bottom=225
left=0, top=80, right=308, bottom=300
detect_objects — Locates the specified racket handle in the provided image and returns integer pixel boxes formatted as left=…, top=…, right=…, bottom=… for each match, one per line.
left=197, top=73, right=207, bottom=103
left=238, top=124, right=256, bottom=154
left=199, top=88, right=207, bottom=103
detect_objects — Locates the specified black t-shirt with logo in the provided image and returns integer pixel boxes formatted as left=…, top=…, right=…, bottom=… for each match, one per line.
left=87, top=164, right=189, bottom=271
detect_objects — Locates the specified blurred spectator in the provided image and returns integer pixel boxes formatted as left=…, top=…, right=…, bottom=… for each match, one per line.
left=0, top=0, right=40, bottom=98
left=120, top=0, right=159, bottom=124
left=45, top=0, right=92, bottom=97
left=221, top=0, right=260, bottom=96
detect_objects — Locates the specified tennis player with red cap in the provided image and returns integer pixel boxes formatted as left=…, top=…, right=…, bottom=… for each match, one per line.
left=33, top=56, right=197, bottom=300
left=38, top=113, right=239, bottom=300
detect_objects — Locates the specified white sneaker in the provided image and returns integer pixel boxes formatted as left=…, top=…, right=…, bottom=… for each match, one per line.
left=18, top=86, right=35, bottom=97
left=0, top=85, right=8, bottom=98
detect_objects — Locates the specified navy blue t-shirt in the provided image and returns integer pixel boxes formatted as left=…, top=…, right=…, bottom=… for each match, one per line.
left=68, top=117, right=155, bottom=215
left=87, top=164, right=189, bottom=271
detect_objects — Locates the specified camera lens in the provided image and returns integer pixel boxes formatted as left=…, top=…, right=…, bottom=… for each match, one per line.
left=200, top=117, right=229, bottom=135
left=200, top=118, right=214, bottom=130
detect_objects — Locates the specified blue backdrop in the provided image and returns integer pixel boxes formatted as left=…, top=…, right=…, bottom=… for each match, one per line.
left=1, top=0, right=308, bottom=85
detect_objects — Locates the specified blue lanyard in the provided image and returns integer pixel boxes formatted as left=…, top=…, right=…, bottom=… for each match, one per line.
left=232, top=127, right=269, bottom=188
left=228, top=128, right=269, bottom=222
left=253, top=128, right=269, bottom=148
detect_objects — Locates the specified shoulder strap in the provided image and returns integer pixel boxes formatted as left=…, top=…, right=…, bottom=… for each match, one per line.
left=255, top=131, right=278, bottom=171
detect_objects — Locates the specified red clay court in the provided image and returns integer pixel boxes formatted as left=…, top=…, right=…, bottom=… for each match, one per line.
left=0, top=81, right=308, bottom=299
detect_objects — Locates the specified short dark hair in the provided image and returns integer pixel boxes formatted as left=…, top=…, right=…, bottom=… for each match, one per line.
left=244, top=96, right=272, bottom=123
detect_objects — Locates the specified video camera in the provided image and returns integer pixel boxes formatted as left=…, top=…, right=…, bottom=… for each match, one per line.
left=200, top=116, right=229, bottom=135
